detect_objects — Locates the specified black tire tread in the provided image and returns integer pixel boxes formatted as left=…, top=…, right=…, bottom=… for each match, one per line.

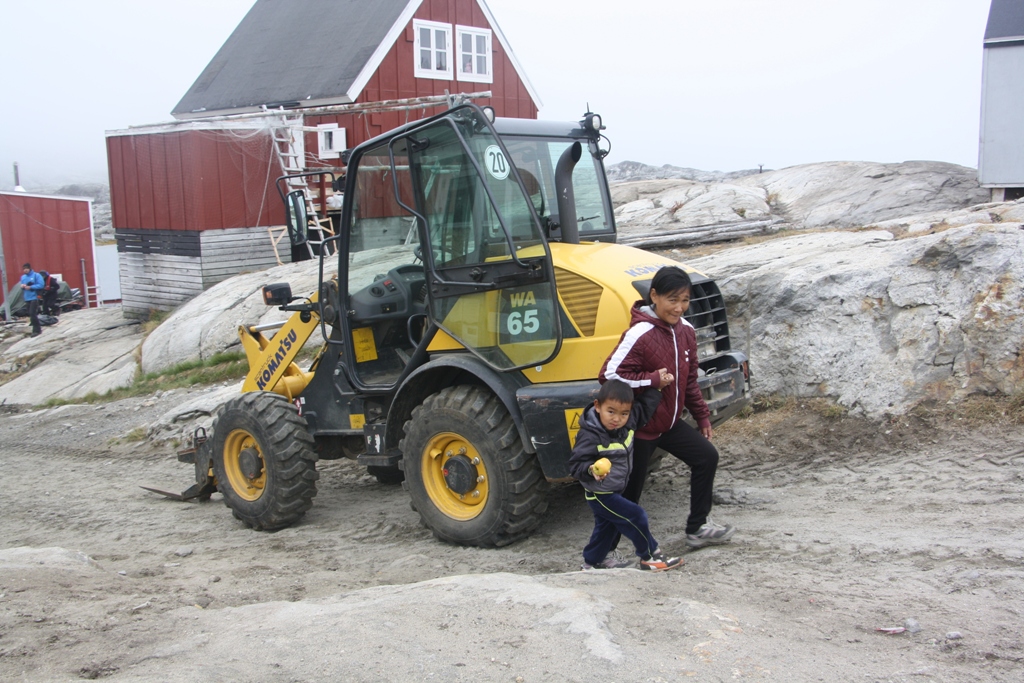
left=399, top=385, right=549, bottom=547
left=212, top=392, right=318, bottom=531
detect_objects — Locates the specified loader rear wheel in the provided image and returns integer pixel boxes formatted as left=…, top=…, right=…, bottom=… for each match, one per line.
left=400, top=385, right=549, bottom=547
left=211, top=392, right=319, bottom=531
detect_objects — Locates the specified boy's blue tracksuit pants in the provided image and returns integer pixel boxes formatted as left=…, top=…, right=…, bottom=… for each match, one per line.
left=583, top=491, right=658, bottom=566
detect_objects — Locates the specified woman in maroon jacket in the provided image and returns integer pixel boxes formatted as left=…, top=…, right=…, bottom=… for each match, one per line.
left=599, top=266, right=735, bottom=548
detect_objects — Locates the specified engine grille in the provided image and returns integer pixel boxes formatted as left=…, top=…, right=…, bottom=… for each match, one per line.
left=554, top=268, right=603, bottom=336
left=684, top=278, right=731, bottom=361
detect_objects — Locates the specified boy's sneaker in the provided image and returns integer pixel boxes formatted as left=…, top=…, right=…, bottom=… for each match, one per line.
left=582, top=552, right=633, bottom=570
left=686, top=518, right=735, bottom=548
left=639, top=550, right=683, bottom=572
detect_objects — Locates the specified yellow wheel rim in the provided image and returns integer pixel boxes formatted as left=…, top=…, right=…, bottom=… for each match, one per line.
left=223, top=429, right=267, bottom=502
left=421, top=432, right=489, bottom=520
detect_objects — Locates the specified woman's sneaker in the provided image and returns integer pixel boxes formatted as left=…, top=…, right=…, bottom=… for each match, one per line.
left=639, top=550, right=683, bottom=572
left=686, top=519, right=735, bottom=548
left=582, top=552, right=633, bottom=570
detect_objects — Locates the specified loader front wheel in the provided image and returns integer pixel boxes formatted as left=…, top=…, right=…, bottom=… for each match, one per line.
left=211, top=392, right=319, bottom=531
left=400, top=385, right=549, bottom=547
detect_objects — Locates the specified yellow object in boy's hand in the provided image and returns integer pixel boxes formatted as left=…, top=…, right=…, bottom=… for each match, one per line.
left=590, top=457, right=612, bottom=478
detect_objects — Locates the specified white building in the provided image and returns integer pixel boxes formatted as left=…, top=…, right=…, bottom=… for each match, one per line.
left=979, top=0, right=1024, bottom=200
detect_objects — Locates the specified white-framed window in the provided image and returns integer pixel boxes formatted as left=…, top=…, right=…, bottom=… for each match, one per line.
left=317, top=123, right=346, bottom=160
left=413, top=19, right=452, bottom=80
left=456, top=25, right=492, bottom=83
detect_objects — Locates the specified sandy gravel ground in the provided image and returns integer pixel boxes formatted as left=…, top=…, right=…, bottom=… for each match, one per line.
left=1, top=391, right=1022, bottom=682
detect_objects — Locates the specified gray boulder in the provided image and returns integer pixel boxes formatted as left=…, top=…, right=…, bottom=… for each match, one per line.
left=687, top=223, right=1024, bottom=416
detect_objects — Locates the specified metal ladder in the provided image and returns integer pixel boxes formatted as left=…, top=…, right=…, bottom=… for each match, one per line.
left=269, top=116, right=335, bottom=259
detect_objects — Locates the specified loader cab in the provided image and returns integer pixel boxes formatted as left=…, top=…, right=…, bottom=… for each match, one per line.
left=332, top=104, right=567, bottom=391
left=488, top=116, right=616, bottom=244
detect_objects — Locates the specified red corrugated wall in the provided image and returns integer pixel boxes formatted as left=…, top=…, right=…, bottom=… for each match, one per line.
left=106, top=128, right=282, bottom=232
left=0, top=193, right=95, bottom=298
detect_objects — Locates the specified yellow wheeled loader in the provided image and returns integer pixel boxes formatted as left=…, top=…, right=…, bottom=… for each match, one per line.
left=164, top=104, right=750, bottom=546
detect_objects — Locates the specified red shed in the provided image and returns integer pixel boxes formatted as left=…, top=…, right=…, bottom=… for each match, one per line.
left=0, top=191, right=96, bottom=309
left=106, top=0, right=540, bottom=314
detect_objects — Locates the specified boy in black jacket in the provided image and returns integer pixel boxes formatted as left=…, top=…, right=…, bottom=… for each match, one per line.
left=568, top=379, right=683, bottom=572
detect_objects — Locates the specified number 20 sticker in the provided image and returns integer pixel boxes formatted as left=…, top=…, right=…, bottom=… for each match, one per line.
left=484, top=145, right=510, bottom=180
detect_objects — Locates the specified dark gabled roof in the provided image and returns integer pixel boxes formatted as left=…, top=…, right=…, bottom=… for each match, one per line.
left=172, top=0, right=412, bottom=117
left=985, top=0, right=1024, bottom=41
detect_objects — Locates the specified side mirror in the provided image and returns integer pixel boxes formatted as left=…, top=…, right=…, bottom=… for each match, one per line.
left=262, top=283, right=293, bottom=307
left=285, top=190, right=308, bottom=246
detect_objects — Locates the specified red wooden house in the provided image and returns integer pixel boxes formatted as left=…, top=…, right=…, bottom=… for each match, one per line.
left=106, top=0, right=540, bottom=314
left=0, top=191, right=97, bottom=314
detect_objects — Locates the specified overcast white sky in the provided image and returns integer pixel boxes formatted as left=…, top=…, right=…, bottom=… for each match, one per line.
left=0, top=0, right=993, bottom=188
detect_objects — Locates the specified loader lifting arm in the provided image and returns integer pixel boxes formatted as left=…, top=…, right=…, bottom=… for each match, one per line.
left=239, top=282, right=329, bottom=402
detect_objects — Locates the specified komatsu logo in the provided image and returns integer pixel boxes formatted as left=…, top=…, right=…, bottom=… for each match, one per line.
left=256, top=329, right=297, bottom=390
left=624, top=264, right=664, bottom=277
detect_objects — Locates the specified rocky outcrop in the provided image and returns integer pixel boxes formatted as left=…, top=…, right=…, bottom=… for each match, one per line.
left=0, top=309, right=142, bottom=405
left=613, top=161, right=990, bottom=239
left=686, top=222, right=1024, bottom=417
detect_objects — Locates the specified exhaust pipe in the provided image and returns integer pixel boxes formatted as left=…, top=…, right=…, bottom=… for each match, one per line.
left=554, top=141, right=582, bottom=244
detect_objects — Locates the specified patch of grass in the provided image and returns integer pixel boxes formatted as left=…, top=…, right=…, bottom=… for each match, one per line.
left=737, top=394, right=846, bottom=419
left=124, top=427, right=148, bottom=442
left=41, top=351, right=250, bottom=408
left=749, top=394, right=793, bottom=413
left=807, top=398, right=847, bottom=419
left=935, top=393, right=1024, bottom=426
left=141, top=309, right=171, bottom=336
left=1010, top=393, right=1024, bottom=423
left=138, top=351, right=246, bottom=382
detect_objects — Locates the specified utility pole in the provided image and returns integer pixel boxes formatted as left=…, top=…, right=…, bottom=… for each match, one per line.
left=0, top=209, right=9, bottom=323
left=0, top=163, right=14, bottom=321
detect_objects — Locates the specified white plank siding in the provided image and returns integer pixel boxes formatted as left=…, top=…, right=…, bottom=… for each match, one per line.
left=118, top=226, right=291, bottom=314
left=120, top=252, right=203, bottom=314
left=200, top=227, right=290, bottom=288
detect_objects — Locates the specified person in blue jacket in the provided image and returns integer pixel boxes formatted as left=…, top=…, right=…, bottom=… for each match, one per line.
left=19, top=263, right=44, bottom=336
